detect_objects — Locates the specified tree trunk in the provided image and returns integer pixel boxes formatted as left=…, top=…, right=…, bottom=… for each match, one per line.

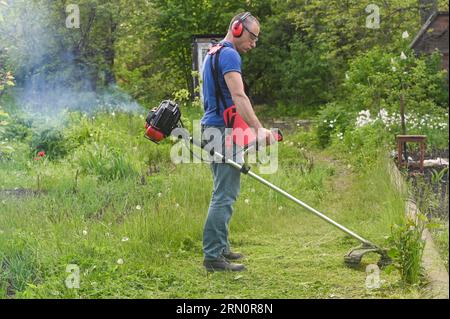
left=104, top=13, right=117, bottom=86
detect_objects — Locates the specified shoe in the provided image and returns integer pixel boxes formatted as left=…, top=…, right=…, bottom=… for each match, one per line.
left=203, top=256, right=246, bottom=272
left=222, top=251, right=244, bottom=260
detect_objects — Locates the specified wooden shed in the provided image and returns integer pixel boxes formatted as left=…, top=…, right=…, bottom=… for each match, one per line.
left=410, top=11, right=449, bottom=71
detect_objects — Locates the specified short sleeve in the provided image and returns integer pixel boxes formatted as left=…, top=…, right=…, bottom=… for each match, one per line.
left=220, top=48, right=241, bottom=76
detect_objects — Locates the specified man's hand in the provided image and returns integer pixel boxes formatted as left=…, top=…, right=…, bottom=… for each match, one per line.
left=258, top=128, right=276, bottom=146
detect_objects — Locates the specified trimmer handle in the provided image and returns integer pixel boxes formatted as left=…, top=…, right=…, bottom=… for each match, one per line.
left=273, top=128, right=283, bottom=142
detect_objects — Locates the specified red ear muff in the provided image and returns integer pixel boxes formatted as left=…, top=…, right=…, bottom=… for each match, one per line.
left=232, top=20, right=244, bottom=37
left=232, top=12, right=251, bottom=38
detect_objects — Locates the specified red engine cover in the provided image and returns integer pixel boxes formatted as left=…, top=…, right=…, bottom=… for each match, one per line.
left=145, top=126, right=165, bottom=143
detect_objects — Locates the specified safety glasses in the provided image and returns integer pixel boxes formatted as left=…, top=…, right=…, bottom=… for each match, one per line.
left=243, top=24, right=259, bottom=42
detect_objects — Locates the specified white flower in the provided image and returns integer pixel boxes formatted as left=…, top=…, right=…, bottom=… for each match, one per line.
left=402, top=31, right=409, bottom=39
left=378, top=109, right=389, bottom=124
left=392, top=66, right=397, bottom=72
left=278, top=206, right=283, bottom=211
left=117, top=258, right=124, bottom=265
left=82, top=230, right=88, bottom=236
left=135, top=205, right=142, bottom=210
left=355, top=110, right=373, bottom=127
left=121, top=237, right=129, bottom=242
left=175, top=203, right=180, bottom=208
left=157, top=193, right=162, bottom=197
left=400, top=52, right=407, bottom=60
left=244, top=199, right=250, bottom=204
left=111, top=112, right=116, bottom=117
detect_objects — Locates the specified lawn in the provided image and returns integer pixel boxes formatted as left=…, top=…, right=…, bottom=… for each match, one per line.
left=0, top=110, right=423, bottom=298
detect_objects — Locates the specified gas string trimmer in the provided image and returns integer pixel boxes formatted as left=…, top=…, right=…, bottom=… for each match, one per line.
left=144, top=100, right=391, bottom=268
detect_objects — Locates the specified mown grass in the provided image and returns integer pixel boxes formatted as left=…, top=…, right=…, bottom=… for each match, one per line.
left=430, top=220, right=449, bottom=272
left=0, top=108, right=423, bottom=298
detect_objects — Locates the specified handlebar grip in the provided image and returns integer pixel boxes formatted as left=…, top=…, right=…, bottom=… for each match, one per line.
left=273, top=129, right=283, bottom=142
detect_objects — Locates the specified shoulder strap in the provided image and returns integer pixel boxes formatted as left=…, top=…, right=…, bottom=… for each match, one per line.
left=208, top=45, right=227, bottom=116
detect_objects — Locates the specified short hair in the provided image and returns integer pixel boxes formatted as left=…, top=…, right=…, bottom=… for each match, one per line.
left=228, top=12, right=259, bottom=31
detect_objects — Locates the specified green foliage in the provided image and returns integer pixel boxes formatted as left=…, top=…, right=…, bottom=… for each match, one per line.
left=0, top=70, right=14, bottom=93
left=343, top=47, right=448, bottom=115
left=277, top=36, right=331, bottom=106
left=0, top=239, right=39, bottom=296
left=387, top=214, right=426, bottom=285
left=431, top=167, right=449, bottom=185
left=430, top=220, right=448, bottom=272
left=0, top=104, right=427, bottom=298
left=315, top=102, right=355, bottom=148
left=0, top=70, right=14, bottom=133
left=1, top=116, right=31, bottom=142
left=74, top=143, right=137, bottom=181
left=30, top=127, right=73, bottom=160
left=2, top=0, right=448, bottom=114
left=0, top=106, right=8, bottom=129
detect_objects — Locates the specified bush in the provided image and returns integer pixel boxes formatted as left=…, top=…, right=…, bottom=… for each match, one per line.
left=315, top=102, right=355, bottom=148
left=30, top=127, right=73, bottom=160
left=1, top=118, right=31, bottom=142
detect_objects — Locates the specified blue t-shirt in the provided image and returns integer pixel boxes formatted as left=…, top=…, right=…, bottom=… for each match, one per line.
left=201, top=41, right=241, bottom=126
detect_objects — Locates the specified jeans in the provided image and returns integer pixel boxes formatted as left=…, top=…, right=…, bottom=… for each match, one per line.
left=202, top=125, right=242, bottom=260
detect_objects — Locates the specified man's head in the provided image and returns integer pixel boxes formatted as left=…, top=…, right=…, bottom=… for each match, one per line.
left=226, top=12, right=260, bottom=54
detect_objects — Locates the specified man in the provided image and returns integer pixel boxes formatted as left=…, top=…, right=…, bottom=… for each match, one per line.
left=201, top=12, right=275, bottom=272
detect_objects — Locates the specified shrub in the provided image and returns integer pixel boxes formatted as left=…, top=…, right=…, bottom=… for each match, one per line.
left=1, top=117, right=31, bottom=142
left=30, top=127, right=73, bottom=160
left=315, top=102, right=355, bottom=148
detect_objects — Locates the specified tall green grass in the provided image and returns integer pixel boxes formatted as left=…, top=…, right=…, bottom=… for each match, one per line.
left=0, top=111, right=425, bottom=298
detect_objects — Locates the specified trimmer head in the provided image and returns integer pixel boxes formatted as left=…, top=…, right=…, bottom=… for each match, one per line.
left=344, top=244, right=391, bottom=269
